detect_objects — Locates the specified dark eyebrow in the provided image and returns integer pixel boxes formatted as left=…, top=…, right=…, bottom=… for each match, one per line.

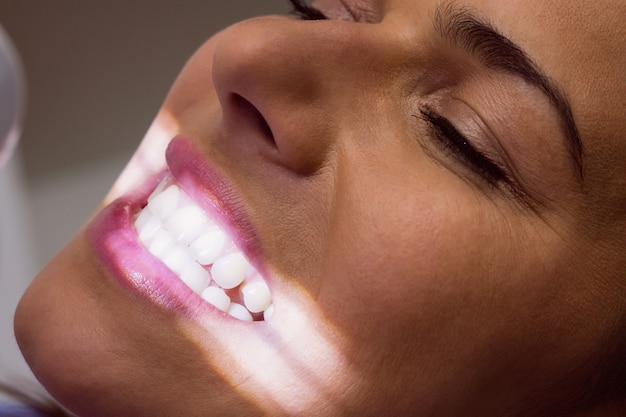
left=433, top=2, right=584, bottom=181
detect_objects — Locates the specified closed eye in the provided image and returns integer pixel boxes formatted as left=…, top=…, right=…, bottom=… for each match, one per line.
left=418, top=108, right=508, bottom=187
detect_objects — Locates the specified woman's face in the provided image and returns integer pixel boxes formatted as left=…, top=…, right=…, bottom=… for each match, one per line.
left=15, top=0, right=626, bottom=416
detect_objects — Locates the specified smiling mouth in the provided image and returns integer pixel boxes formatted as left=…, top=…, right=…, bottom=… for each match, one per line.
left=133, top=174, right=274, bottom=322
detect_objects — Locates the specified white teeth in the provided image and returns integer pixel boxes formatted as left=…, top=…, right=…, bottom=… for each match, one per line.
left=164, top=205, right=209, bottom=245
left=147, top=184, right=180, bottom=221
left=135, top=207, right=154, bottom=231
left=136, top=210, right=161, bottom=243
left=147, top=228, right=175, bottom=258
left=148, top=177, right=169, bottom=202
left=189, top=228, right=227, bottom=266
left=241, top=279, right=272, bottom=313
left=211, top=253, right=250, bottom=289
left=134, top=176, right=273, bottom=322
left=180, top=263, right=211, bottom=295
left=227, top=303, right=253, bottom=321
left=201, top=286, right=231, bottom=312
left=161, top=246, right=194, bottom=276
left=263, top=304, right=274, bottom=321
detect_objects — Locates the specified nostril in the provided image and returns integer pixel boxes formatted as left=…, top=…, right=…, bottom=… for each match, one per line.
left=231, top=93, right=275, bottom=148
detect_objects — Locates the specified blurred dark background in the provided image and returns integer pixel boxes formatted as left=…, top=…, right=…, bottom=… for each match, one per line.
left=0, top=0, right=288, bottom=179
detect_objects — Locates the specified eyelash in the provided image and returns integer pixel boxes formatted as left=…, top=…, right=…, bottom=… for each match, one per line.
left=418, top=109, right=508, bottom=187
left=288, top=0, right=328, bottom=20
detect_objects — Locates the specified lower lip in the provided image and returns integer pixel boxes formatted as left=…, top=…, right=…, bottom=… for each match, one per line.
left=88, top=189, right=214, bottom=317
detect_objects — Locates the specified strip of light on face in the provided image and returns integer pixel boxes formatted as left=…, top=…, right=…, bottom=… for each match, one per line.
left=105, top=111, right=179, bottom=206
left=180, top=288, right=359, bottom=415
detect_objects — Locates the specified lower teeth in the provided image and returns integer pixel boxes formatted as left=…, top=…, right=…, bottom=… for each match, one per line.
left=134, top=176, right=273, bottom=321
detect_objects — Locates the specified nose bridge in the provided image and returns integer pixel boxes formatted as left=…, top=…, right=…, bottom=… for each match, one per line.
left=211, top=17, right=383, bottom=173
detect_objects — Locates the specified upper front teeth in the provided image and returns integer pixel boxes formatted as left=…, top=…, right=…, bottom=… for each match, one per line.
left=189, top=228, right=226, bottom=265
left=164, top=205, right=209, bottom=245
left=134, top=176, right=272, bottom=321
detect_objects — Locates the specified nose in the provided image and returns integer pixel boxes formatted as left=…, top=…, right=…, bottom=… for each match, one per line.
left=211, top=16, right=387, bottom=174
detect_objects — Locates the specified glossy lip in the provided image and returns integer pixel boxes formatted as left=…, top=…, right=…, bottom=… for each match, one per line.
left=88, top=136, right=268, bottom=318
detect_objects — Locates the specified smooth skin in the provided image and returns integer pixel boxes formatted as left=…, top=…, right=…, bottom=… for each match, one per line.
left=15, top=0, right=626, bottom=416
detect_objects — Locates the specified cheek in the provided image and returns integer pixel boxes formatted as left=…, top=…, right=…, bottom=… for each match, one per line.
left=321, top=190, right=497, bottom=318
left=312, top=176, right=573, bottom=403
left=316, top=167, right=555, bottom=352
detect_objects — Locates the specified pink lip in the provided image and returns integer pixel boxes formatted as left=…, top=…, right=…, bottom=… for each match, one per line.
left=87, top=136, right=265, bottom=317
